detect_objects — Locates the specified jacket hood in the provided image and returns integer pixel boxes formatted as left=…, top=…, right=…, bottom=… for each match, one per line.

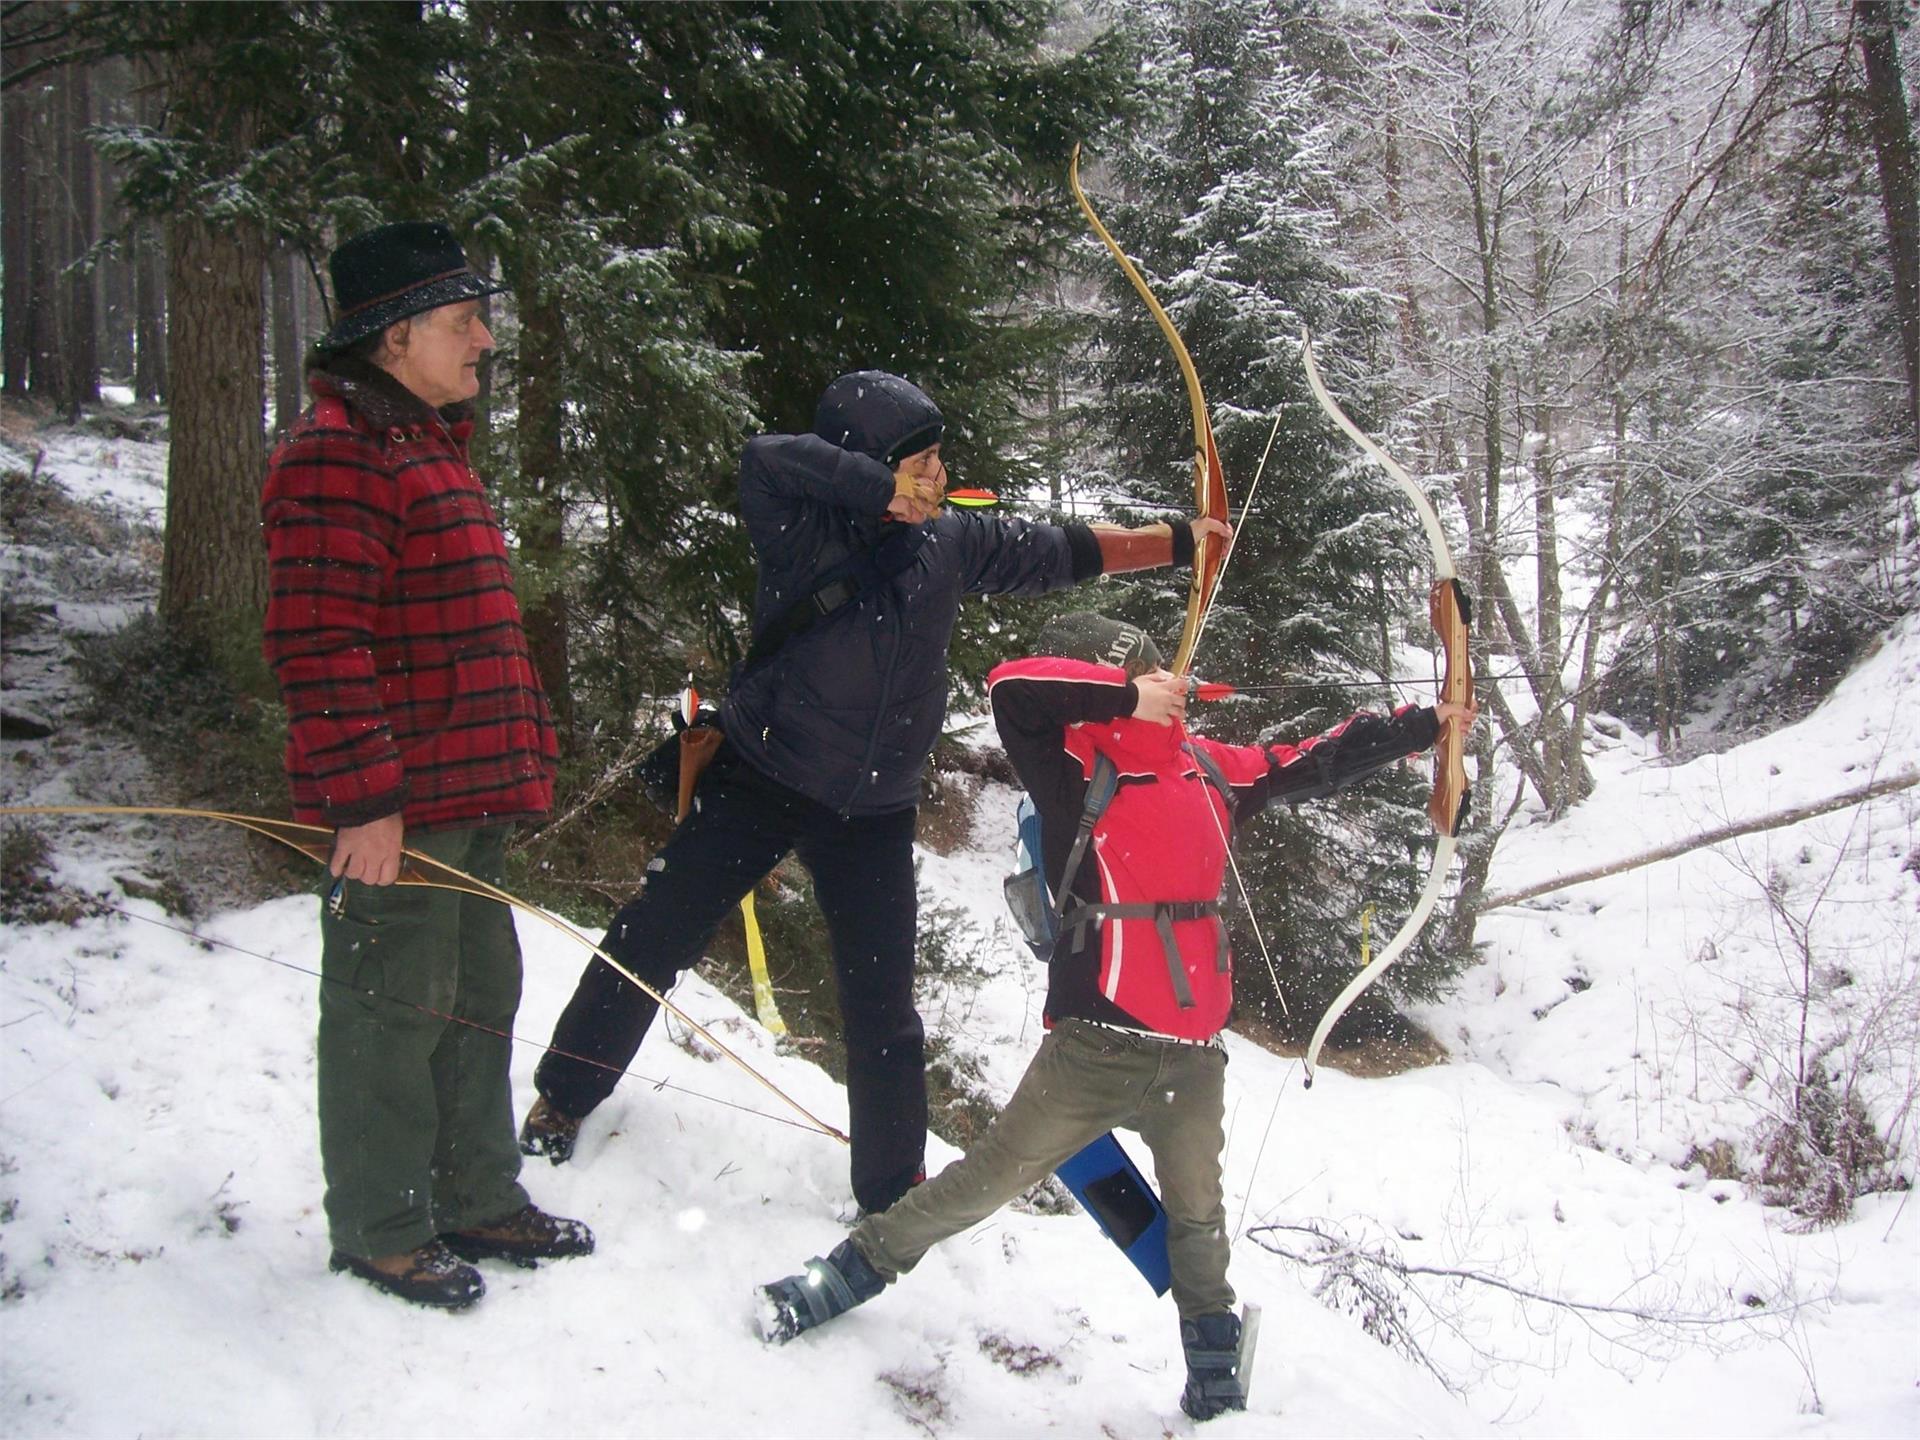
left=812, top=371, right=944, bottom=465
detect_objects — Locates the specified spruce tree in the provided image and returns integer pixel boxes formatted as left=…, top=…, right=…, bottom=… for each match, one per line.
left=453, top=1, right=1144, bottom=737
left=455, top=2, right=760, bottom=738
left=1084, top=0, right=1461, bottom=1035
left=677, top=0, right=1145, bottom=693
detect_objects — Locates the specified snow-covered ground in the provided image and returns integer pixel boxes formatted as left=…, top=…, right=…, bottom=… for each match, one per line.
left=2, top=409, right=1914, bottom=1436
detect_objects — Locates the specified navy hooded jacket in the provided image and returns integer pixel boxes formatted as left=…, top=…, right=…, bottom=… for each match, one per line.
left=720, top=372, right=1101, bottom=816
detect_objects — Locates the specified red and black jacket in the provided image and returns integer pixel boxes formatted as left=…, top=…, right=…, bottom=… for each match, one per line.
left=261, top=359, right=558, bottom=833
left=987, top=656, right=1440, bottom=1041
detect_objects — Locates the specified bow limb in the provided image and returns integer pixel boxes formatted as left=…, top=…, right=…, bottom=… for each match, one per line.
left=1069, top=144, right=1228, bottom=675
left=0, top=803, right=844, bottom=1142
left=1296, top=332, right=1475, bottom=1086
left=1301, top=832, right=1457, bottom=1084
left=1067, top=147, right=1300, bottom=1029
left=1298, top=331, right=1454, bottom=584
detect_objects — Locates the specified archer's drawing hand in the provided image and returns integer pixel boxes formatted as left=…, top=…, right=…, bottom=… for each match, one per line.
left=887, top=447, right=945, bottom=524
left=331, top=812, right=405, bottom=886
left=1132, top=668, right=1188, bottom=727
left=886, top=475, right=939, bottom=524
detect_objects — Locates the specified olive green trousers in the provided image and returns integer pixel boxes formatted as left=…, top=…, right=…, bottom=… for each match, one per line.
left=317, top=826, right=529, bottom=1259
left=851, top=1019, right=1234, bottom=1319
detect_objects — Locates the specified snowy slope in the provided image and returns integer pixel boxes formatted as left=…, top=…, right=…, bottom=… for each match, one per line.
left=1429, top=618, right=1919, bottom=1181
left=2, top=412, right=1915, bottom=1437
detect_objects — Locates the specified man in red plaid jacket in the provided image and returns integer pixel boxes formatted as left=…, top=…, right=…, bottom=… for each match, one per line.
left=262, top=221, right=588, bottom=1311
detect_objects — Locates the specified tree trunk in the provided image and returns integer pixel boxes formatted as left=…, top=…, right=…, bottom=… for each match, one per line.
left=94, top=58, right=135, bottom=383
left=269, top=243, right=304, bottom=437
left=27, top=60, right=65, bottom=405
left=1574, top=133, right=1637, bottom=753
left=1853, top=0, right=1920, bottom=458
left=132, top=68, right=167, bottom=402
left=1526, top=201, right=1589, bottom=813
left=515, top=285, right=575, bottom=741
left=62, top=58, right=100, bottom=412
left=133, top=220, right=168, bottom=402
left=0, top=35, right=35, bottom=397
left=1475, top=768, right=1920, bottom=912
left=1653, top=498, right=1677, bottom=753
left=159, top=214, right=268, bottom=643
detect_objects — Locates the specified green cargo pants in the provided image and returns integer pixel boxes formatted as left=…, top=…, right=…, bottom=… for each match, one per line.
left=317, top=825, right=530, bottom=1259
left=851, top=1018, right=1234, bottom=1319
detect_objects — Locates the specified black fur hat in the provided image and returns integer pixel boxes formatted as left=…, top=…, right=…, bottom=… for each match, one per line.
left=319, top=221, right=505, bottom=351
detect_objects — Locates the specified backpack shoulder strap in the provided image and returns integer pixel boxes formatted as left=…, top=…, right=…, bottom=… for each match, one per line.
left=1185, top=743, right=1236, bottom=830
left=1049, top=750, right=1119, bottom=930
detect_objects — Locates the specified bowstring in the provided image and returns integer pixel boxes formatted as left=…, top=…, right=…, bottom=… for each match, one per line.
left=0, top=804, right=847, bottom=1143
left=1188, top=410, right=1282, bottom=662
left=1184, top=409, right=1291, bottom=1019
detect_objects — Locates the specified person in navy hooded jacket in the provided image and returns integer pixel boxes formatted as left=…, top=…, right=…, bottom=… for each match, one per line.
left=522, top=372, right=1229, bottom=1215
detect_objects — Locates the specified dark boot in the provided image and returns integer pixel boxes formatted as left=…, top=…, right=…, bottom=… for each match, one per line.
left=1179, top=1310, right=1247, bottom=1421
left=441, top=1204, right=595, bottom=1268
left=519, top=1096, right=583, bottom=1164
left=330, top=1241, right=485, bottom=1311
left=756, top=1238, right=887, bottom=1344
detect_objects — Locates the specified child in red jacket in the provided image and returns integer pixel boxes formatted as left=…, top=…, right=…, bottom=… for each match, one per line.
left=757, top=612, right=1473, bottom=1421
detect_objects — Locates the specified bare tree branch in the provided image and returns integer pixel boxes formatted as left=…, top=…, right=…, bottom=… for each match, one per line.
left=1476, top=768, right=1920, bottom=912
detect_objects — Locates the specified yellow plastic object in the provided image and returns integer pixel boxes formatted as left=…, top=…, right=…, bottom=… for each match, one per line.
left=740, top=889, right=787, bottom=1035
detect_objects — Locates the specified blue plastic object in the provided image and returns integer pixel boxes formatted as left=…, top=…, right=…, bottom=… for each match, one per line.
left=1055, top=1131, right=1171, bottom=1296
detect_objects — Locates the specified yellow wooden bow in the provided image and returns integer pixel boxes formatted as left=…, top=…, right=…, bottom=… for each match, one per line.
left=1069, top=143, right=1229, bottom=677
left=1, top=803, right=843, bottom=1140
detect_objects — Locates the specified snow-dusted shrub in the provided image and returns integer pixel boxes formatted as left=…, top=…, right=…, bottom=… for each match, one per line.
left=69, top=611, right=285, bottom=806
left=0, top=824, right=113, bottom=927
left=1756, top=1059, right=1904, bottom=1227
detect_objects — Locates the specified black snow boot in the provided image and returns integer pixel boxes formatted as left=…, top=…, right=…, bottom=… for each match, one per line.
left=756, top=1238, right=887, bottom=1343
left=1179, top=1310, right=1248, bottom=1421
left=518, top=1096, right=582, bottom=1164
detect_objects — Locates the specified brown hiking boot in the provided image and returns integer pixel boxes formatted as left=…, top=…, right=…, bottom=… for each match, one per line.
left=441, top=1204, right=595, bottom=1269
left=518, top=1096, right=582, bottom=1164
left=330, top=1241, right=485, bottom=1310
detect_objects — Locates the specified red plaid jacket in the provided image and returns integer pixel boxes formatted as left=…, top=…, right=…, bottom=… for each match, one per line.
left=262, top=360, right=557, bottom=833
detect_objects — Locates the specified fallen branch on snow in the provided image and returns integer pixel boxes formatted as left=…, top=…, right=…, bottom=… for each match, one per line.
left=1474, top=769, right=1919, bottom=913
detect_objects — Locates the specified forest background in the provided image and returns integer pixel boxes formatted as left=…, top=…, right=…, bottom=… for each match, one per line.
left=2, top=0, right=1915, bottom=1071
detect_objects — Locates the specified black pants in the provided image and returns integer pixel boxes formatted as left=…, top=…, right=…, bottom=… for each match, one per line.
left=535, top=742, right=926, bottom=1212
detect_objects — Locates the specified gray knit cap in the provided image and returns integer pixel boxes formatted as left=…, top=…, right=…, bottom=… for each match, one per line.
left=1034, top=612, right=1164, bottom=676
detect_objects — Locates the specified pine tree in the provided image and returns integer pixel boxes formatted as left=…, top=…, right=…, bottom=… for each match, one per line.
left=687, top=0, right=1144, bottom=690
left=38, top=1, right=471, bottom=663
left=452, top=2, right=759, bottom=740
left=1084, top=0, right=1459, bottom=1034
left=450, top=1, right=1143, bottom=742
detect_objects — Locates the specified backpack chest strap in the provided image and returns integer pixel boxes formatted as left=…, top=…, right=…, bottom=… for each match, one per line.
left=1059, top=899, right=1225, bottom=1010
